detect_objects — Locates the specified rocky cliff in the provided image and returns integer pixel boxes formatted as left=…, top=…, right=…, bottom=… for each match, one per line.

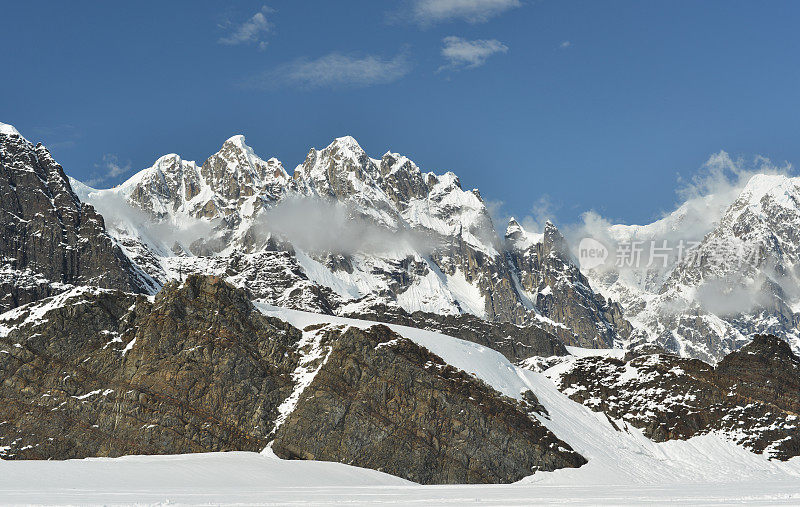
left=0, top=124, right=151, bottom=312
left=0, top=274, right=585, bottom=484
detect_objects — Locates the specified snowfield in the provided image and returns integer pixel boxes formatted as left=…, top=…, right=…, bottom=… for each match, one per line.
left=2, top=451, right=800, bottom=505
left=2, top=306, right=800, bottom=505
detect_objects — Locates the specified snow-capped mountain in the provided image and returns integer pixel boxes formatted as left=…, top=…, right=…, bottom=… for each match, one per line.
left=3, top=121, right=800, bottom=490
left=72, top=132, right=628, bottom=349
left=589, top=173, right=800, bottom=362
left=8, top=119, right=800, bottom=361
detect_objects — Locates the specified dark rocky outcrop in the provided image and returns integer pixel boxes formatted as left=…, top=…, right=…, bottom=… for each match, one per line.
left=716, top=334, right=800, bottom=414
left=271, top=325, right=585, bottom=484
left=549, top=335, right=800, bottom=460
left=0, top=129, right=151, bottom=312
left=343, top=303, right=568, bottom=362
left=505, top=220, right=632, bottom=348
left=0, top=274, right=585, bottom=484
left=0, top=276, right=301, bottom=459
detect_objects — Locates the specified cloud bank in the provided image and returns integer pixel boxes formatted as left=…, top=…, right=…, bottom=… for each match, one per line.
left=253, top=197, right=439, bottom=256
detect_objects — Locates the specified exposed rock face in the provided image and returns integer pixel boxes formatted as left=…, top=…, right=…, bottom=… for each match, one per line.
left=342, top=304, right=569, bottom=362
left=271, top=325, right=585, bottom=484
left=0, top=127, right=151, bottom=312
left=546, top=335, right=800, bottom=460
left=506, top=220, right=632, bottom=348
left=0, top=276, right=301, bottom=459
left=716, top=334, right=800, bottom=414
left=0, top=274, right=585, bottom=484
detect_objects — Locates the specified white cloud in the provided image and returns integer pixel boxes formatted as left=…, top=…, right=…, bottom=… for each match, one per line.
left=248, top=52, right=412, bottom=90
left=86, top=154, right=131, bottom=187
left=440, top=36, right=508, bottom=70
left=254, top=196, right=440, bottom=255
left=218, top=6, right=272, bottom=50
left=410, top=0, right=521, bottom=25
left=559, top=40, right=572, bottom=49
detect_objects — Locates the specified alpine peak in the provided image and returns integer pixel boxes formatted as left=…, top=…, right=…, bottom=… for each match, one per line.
left=0, top=121, right=22, bottom=138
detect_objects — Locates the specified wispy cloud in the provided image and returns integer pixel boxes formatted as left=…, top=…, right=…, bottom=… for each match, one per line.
left=86, top=154, right=131, bottom=187
left=559, top=40, right=572, bottom=49
left=408, top=0, right=521, bottom=25
left=218, top=6, right=272, bottom=50
left=439, top=36, right=508, bottom=70
left=245, top=52, right=412, bottom=90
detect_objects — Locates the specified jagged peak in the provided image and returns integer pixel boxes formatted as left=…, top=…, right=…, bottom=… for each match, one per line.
left=738, top=173, right=798, bottom=203
left=320, top=135, right=371, bottom=163
left=213, top=135, right=288, bottom=179
left=541, top=220, right=575, bottom=261
left=146, top=153, right=198, bottom=177
left=505, top=217, right=543, bottom=250
left=717, top=173, right=800, bottom=227
left=380, top=151, right=423, bottom=178
left=330, top=135, right=362, bottom=150
left=505, top=216, right=523, bottom=235
left=218, top=134, right=263, bottom=163
left=436, top=171, right=461, bottom=189
left=153, top=153, right=185, bottom=165
left=543, top=220, right=564, bottom=243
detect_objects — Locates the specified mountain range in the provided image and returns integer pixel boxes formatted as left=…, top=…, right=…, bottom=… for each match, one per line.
left=2, top=121, right=799, bottom=485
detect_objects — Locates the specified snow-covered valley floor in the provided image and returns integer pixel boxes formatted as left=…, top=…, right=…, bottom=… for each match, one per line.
left=2, top=451, right=800, bottom=506
left=3, top=305, right=800, bottom=505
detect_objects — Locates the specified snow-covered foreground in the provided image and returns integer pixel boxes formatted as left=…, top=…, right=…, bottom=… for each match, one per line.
left=2, top=451, right=800, bottom=506
left=3, top=305, right=800, bottom=505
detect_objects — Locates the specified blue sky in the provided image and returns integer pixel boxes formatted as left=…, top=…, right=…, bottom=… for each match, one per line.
left=2, top=0, right=799, bottom=227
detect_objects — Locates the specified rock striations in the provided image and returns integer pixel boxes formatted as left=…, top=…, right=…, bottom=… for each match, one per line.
left=0, top=274, right=585, bottom=484
left=0, top=124, right=151, bottom=312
